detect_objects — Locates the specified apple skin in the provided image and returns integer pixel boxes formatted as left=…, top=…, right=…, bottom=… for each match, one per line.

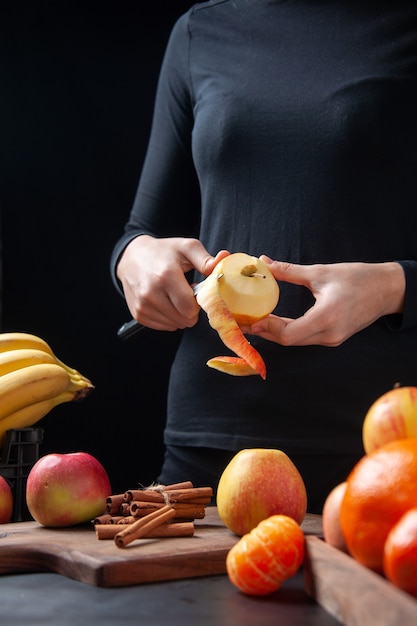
left=206, top=356, right=261, bottom=376
left=197, top=285, right=267, bottom=378
left=0, top=475, right=13, bottom=524
left=26, top=452, right=112, bottom=527
left=217, top=448, right=307, bottom=536
left=362, top=386, right=417, bottom=454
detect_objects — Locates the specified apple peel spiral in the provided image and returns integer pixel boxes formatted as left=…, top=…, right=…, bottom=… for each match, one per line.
left=195, top=253, right=279, bottom=379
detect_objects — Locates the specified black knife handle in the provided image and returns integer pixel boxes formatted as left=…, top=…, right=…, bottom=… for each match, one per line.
left=117, top=281, right=203, bottom=340
left=117, top=319, right=146, bottom=341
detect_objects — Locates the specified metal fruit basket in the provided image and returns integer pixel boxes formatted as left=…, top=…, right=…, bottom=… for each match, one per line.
left=0, top=428, right=43, bottom=521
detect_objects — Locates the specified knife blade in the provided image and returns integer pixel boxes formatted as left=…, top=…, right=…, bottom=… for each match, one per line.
left=117, top=280, right=205, bottom=340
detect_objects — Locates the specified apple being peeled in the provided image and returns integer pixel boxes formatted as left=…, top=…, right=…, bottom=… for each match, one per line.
left=210, top=252, right=279, bottom=325
left=362, top=386, right=417, bottom=454
left=0, top=475, right=13, bottom=523
left=26, top=452, right=111, bottom=527
left=217, top=448, right=307, bottom=536
left=196, top=253, right=279, bottom=379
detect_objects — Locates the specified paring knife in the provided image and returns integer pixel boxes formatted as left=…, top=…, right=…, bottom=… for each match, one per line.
left=117, top=280, right=206, bottom=341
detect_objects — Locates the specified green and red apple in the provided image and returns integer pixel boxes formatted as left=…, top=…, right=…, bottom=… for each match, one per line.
left=26, top=452, right=111, bottom=527
left=362, top=386, right=417, bottom=454
left=196, top=253, right=279, bottom=379
left=217, top=448, right=307, bottom=536
left=0, top=475, right=13, bottom=523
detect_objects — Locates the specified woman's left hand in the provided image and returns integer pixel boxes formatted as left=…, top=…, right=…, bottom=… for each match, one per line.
left=241, top=258, right=405, bottom=347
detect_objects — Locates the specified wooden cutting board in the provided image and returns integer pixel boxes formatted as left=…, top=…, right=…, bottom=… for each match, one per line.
left=0, top=508, right=322, bottom=588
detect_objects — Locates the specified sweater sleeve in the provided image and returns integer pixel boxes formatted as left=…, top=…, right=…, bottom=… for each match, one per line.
left=110, top=12, right=201, bottom=294
left=385, top=260, right=417, bottom=332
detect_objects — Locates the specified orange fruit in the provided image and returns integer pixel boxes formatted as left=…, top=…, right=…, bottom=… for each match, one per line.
left=340, top=438, right=417, bottom=572
left=226, top=514, right=305, bottom=596
left=322, top=481, right=348, bottom=552
left=383, top=507, right=417, bottom=596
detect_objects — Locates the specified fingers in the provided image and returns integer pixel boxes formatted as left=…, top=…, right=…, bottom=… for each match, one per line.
left=120, top=237, right=230, bottom=332
left=241, top=316, right=293, bottom=344
left=244, top=311, right=344, bottom=348
left=259, top=258, right=314, bottom=289
left=197, top=249, right=230, bottom=277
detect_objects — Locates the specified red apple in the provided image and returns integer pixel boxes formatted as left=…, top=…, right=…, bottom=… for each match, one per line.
left=26, top=452, right=111, bottom=527
left=216, top=448, right=307, bottom=536
left=362, top=386, right=417, bottom=454
left=0, top=475, right=13, bottom=523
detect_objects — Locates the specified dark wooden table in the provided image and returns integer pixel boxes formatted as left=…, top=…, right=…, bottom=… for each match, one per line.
left=0, top=569, right=340, bottom=626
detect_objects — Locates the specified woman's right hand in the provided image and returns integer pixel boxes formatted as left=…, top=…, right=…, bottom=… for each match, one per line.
left=116, top=235, right=230, bottom=331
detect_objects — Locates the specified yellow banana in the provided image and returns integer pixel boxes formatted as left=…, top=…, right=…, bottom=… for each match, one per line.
left=66, top=374, right=94, bottom=400
left=0, top=332, right=58, bottom=356
left=0, top=390, right=75, bottom=447
left=0, top=348, right=57, bottom=377
left=0, top=332, right=92, bottom=385
left=0, top=362, right=75, bottom=422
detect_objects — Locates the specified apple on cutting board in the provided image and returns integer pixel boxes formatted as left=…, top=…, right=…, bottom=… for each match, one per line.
left=216, top=448, right=307, bottom=536
left=26, top=452, right=111, bottom=527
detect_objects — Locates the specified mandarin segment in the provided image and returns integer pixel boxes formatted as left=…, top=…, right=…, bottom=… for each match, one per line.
left=226, top=514, right=305, bottom=596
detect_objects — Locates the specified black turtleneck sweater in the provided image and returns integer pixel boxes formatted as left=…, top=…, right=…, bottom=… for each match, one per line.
left=111, top=0, right=417, bottom=457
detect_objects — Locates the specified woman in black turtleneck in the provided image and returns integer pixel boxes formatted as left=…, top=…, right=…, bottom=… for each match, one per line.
left=111, top=1, right=417, bottom=513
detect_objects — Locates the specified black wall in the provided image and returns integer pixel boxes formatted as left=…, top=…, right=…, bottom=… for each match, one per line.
left=1, top=2, right=195, bottom=493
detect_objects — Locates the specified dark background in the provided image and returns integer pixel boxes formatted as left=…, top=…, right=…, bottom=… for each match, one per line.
left=1, top=1, right=196, bottom=493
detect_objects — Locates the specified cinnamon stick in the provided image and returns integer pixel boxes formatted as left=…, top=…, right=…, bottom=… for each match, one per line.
left=129, top=501, right=206, bottom=519
left=124, top=481, right=194, bottom=502
left=164, top=486, right=213, bottom=502
left=114, top=504, right=176, bottom=548
left=96, top=521, right=194, bottom=540
left=116, top=516, right=136, bottom=524
left=105, top=493, right=125, bottom=514
left=119, top=502, right=131, bottom=516
left=164, top=481, right=194, bottom=491
left=125, top=487, right=213, bottom=505
left=94, top=513, right=114, bottom=524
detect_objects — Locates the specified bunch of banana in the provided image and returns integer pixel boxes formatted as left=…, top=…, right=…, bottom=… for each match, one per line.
left=0, top=332, right=94, bottom=447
